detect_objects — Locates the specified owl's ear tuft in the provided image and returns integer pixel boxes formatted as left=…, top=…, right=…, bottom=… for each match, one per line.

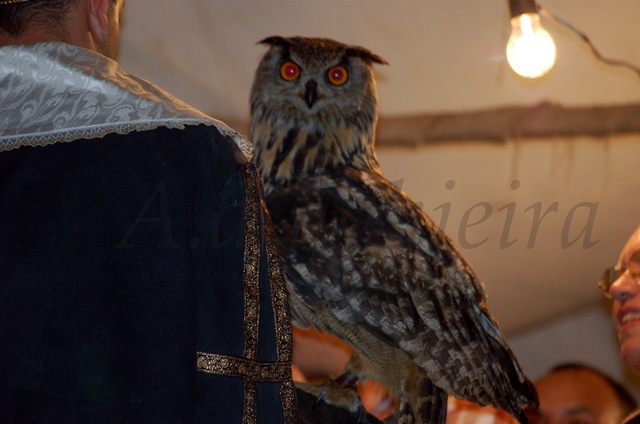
left=345, top=47, right=389, bottom=66
left=258, top=36, right=289, bottom=48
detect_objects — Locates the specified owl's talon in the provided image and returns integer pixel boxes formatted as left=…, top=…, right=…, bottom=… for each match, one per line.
left=335, top=370, right=359, bottom=390
left=298, top=377, right=364, bottom=416
left=312, top=385, right=328, bottom=411
left=355, top=403, right=367, bottom=424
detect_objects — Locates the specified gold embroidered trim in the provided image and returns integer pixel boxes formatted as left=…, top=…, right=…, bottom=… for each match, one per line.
left=241, top=167, right=262, bottom=424
left=262, top=199, right=293, bottom=363
left=236, top=167, right=296, bottom=423
left=262, top=198, right=296, bottom=422
left=196, top=352, right=292, bottom=382
left=280, top=380, right=297, bottom=424
left=241, top=167, right=261, bottom=361
left=244, top=381, right=257, bottom=424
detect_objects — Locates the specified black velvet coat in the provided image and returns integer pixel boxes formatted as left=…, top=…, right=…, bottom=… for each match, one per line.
left=0, top=125, right=295, bottom=423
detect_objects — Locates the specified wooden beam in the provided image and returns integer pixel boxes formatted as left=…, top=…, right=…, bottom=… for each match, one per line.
left=219, top=102, right=640, bottom=149
left=375, top=102, right=640, bottom=146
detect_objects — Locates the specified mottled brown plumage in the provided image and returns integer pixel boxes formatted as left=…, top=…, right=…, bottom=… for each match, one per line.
left=250, top=36, right=537, bottom=423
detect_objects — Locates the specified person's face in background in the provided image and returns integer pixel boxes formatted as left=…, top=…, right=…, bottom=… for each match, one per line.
left=529, top=368, right=624, bottom=424
left=609, top=227, right=640, bottom=372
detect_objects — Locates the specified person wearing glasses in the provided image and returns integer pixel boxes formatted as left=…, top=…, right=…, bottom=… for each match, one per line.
left=599, top=226, right=640, bottom=424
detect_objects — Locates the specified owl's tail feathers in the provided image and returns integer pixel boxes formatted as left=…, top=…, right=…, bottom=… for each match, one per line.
left=480, top=313, right=539, bottom=424
left=507, top=376, right=537, bottom=424
left=396, top=369, right=448, bottom=424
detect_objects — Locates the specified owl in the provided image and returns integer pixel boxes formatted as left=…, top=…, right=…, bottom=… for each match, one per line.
left=250, top=36, right=537, bottom=423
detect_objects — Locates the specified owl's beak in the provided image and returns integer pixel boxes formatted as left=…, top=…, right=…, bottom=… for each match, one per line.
left=304, top=80, right=318, bottom=108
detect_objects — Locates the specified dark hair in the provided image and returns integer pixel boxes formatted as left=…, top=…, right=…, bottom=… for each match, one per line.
left=549, top=362, right=638, bottom=418
left=0, top=0, right=79, bottom=38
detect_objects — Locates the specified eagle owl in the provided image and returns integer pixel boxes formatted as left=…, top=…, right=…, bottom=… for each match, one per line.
left=250, top=36, right=537, bottom=423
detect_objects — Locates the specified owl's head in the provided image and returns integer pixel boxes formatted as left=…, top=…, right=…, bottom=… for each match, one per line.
left=250, top=36, right=388, bottom=187
left=250, top=36, right=387, bottom=125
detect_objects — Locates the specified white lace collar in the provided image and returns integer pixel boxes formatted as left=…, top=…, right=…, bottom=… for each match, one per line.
left=0, top=42, right=252, bottom=160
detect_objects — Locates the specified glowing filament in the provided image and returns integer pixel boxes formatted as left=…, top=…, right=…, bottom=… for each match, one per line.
left=506, top=13, right=557, bottom=78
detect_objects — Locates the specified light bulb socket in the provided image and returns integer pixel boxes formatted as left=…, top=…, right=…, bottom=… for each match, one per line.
left=508, top=0, right=538, bottom=18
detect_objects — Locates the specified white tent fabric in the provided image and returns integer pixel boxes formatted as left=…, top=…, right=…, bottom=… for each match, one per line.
left=120, top=0, right=640, bottom=121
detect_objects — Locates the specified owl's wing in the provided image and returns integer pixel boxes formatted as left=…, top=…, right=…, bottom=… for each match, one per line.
left=265, top=166, right=536, bottom=418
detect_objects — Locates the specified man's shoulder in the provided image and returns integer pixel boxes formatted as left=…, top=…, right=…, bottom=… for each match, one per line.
left=146, top=123, right=250, bottom=167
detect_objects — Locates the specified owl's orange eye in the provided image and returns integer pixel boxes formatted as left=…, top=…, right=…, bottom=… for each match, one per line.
left=280, top=61, right=300, bottom=81
left=327, top=66, right=348, bottom=86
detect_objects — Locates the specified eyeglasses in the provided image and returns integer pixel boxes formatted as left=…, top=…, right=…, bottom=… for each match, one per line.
left=599, top=251, right=640, bottom=299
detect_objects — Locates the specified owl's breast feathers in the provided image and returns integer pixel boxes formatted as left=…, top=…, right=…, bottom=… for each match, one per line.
left=252, top=114, right=380, bottom=195
left=266, top=166, right=476, bottom=322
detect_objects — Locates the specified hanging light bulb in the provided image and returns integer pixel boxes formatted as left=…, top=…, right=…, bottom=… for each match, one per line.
left=506, top=0, right=557, bottom=78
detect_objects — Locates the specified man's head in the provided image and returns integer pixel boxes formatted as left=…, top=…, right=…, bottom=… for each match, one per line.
left=0, top=0, right=124, bottom=58
left=529, top=363, right=637, bottom=424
